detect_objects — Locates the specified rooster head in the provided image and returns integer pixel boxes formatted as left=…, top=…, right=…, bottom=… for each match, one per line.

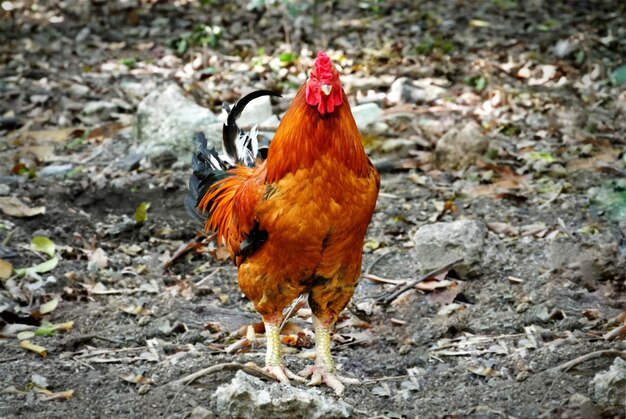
left=305, top=51, right=343, bottom=116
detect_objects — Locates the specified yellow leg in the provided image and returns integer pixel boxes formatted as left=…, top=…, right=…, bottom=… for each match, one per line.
left=265, top=322, right=282, bottom=367
left=313, top=316, right=336, bottom=372
left=263, top=321, right=305, bottom=384
left=300, top=316, right=360, bottom=396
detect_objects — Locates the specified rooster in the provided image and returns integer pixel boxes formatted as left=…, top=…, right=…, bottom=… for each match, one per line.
left=187, top=52, right=380, bottom=395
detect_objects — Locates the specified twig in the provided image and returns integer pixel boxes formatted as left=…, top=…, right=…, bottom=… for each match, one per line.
left=195, top=267, right=221, bottom=287
left=541, top=349, right=626, bottom=406
left=168, top=361, right=277, bottom=386
left=539, top=182, right=563, bottom=208
left=280, top=294, right=306, bottom=331
left=550, top=349, right=626, bottom=372
left=603, top=323, right=626, bottom=341
left=365, top=249, right=394, bottom=274
left=377, top=258, right=463, bottom=305
left=362, top=375, right=409, bottom=384
left=0, top=356, right=23, bottom=364
left=2, top=227, right=19, bottom=246
left=363, top=273, right=405, bottom=285
left=557, top=218, right=577, bottom=241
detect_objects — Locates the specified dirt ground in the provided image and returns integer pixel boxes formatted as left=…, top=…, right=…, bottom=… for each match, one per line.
left=1, top=1, right=625, bottom=418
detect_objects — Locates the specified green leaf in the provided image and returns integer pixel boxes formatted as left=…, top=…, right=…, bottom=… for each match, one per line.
left=528, top=151, right=557, bottom=163
left=135, top=202, right=150, bottom=225
left=35, top=323, right=57, bottom=337
left=65, top=166, right=83, bottom=178
left=176, top=38, right=189, bottom=55
left=15, top=256, right=59, bottom=276
left=610, top=64, right=626, bottom=86
left=574, top=50, right=585, bottom=65
left=467, top=75, right=487, bottom=92
left=279, top=52, right=296, bottom=65
left=121, top=57, right=137, bottom=68
left=31, top=236, right=55, bottom=257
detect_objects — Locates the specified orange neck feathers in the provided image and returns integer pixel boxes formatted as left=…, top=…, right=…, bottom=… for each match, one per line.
left=265, top=86, right=370, bottom=183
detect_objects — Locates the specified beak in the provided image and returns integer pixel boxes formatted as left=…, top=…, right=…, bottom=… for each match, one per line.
left=321, top=84, right=332, bottom=96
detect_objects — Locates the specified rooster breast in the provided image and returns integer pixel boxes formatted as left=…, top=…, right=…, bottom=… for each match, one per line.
left=236, top=156, right=379, bottom=319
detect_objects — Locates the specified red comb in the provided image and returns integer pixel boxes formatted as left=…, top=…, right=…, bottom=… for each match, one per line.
left=314, top=51, right=333, bottom=78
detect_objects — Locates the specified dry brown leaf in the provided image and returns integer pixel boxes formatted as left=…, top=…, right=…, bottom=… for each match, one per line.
left=0, top=259, right=13, bottom=281
left=86, top=248, right=108, bottom=271
left=20, top=340, right=48, bottom=357
left=39, top=298, right=59, bottom=315
left=237, top=322, right=265, bottom=336
left=119, top=305, right=151, bottom=316
left=336, top=317, right=371, bottom=330
left=0, top=197, right=45, bottom=217
left=416, top=279, right=455, bottom=291
left=119, top=373, right=153, bottom=385
left=486, top=222, right=520, bottom=236
left=38, top=389, right=74, bottom=401
left=468, top=365, right=498, bottom=377
left=24, top=145, right=56, bottom=161
left=21, top=128, right=83, bottom=143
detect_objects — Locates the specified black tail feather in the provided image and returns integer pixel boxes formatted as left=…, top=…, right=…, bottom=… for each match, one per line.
left=186, top=132, right=231, bottom=223
left=187, top=89, right=280, bottom=225
left=222, top=90, right=281, bottom=165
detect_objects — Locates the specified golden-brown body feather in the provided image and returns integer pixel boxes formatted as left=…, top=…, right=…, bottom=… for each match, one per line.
left=199, top=85, right=379, bottom=326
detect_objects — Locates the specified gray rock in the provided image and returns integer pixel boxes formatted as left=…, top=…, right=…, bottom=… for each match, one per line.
left=120, top=80, right=158, bottom=102
left=38, top=164, right=74, bottom=177
left=546, top=235, right=620, bottom=284
left=188, top=406, right=214, bottom=419
left=214, top=371, right=352, bottom=419
left=553, top=39, right=578, bottom=58
left=387, top=77, right=447, bottom=105
left=236, top=94, right=274, bottom=128
left=114, top=152, right=144, bottom=171
left=83, top=101, right=118, bottom=117
left=68, top=84, right=90, bottom=98
left=381, top=138, right=415, bottom=153
left=342, top=74, right=394, bottom=90
left=412, top=220, right=488, bottom=278
left=136, top=84, right=219, bottom=166
left=351, top=102, right=383, bottom=130
left=259, top=114, right=281, bottom=130
left=433, top=121, right=488, bottom=170
left=591, top=357, right=625, bottom=405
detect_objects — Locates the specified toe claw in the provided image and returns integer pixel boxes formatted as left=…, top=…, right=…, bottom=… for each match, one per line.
left=264, top=365, right=305, bottom=384
left=299, top=365, right=359, bottom=395
left=285, top=367, right=307, bottom=383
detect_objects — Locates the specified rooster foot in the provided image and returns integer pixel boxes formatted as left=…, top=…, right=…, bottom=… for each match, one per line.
left=299, top=365, right=360, bottom=396
left=264, top=365, right=307, bottom=384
